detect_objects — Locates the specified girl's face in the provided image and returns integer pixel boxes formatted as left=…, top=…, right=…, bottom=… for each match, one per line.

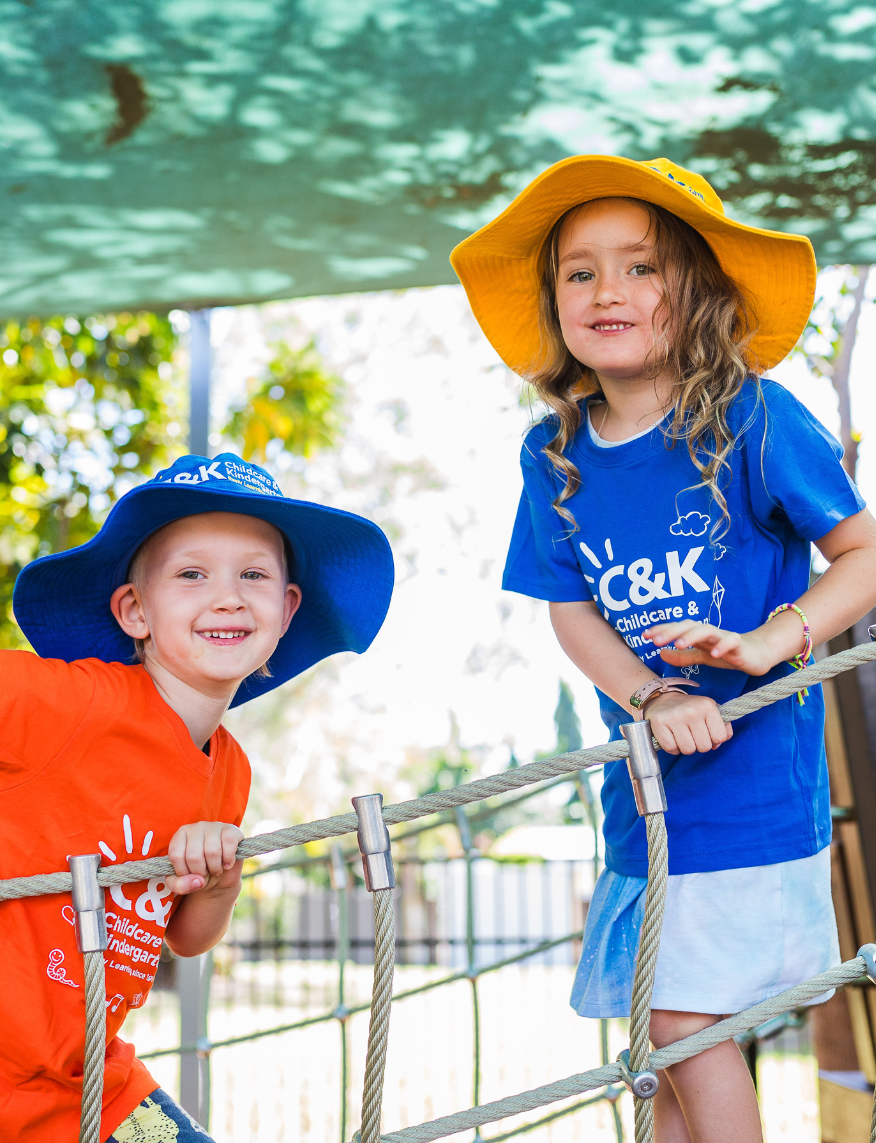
left=554, top=198, right=666, bottom=383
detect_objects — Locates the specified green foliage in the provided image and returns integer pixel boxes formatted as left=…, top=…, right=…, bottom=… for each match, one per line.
left=0, top=312, right=180, bottom=648
left=554, top=679, right=583, bottom=755
left=225, top=341, right=343, bottom=464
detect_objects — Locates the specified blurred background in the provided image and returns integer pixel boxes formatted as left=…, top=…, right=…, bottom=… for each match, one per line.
left=5, top=2, right=876, bottom=1140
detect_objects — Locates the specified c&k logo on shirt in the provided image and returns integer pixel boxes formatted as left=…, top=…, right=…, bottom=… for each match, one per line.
left=578, top=538, right=709, bottom=612
left=576, top=510, right=727, bottom=662
left=99, top=813, right=174, bottom=929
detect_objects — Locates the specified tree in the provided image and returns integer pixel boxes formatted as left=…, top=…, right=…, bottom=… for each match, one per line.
left=0, top=312, right=181, bottom=648
left=222, top=340, right=343, bottom=464
left=797, top=267, right=872, bottom=478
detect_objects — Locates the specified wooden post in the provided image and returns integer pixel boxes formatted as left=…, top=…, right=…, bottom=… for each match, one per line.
left=816, top=617, right=876, bottom=1141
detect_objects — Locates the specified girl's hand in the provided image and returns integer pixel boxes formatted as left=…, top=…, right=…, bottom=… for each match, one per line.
left=644, top=620, right=777, bottom=676
left=166, top=821, right=244, bottom=896
left=644, top=690, right=732, bottom=755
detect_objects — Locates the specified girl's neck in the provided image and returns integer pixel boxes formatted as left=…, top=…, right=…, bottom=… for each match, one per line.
left=591, top=372, right=675, bottom=443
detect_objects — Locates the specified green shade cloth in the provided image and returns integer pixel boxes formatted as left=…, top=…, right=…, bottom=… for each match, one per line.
left=1, top=0, right=875, bottom=317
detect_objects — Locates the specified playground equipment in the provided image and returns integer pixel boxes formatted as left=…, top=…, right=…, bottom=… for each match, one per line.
left=5, top=641, right=876, bottom=1143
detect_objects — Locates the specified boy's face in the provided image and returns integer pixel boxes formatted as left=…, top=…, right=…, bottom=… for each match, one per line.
left=111, top=512, right=301, bottom=694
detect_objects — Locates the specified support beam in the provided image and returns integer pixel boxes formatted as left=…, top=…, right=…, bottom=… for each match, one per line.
left=188, top=310, right=212, bottom=457
left=177, top=951, right=212, bottom=1126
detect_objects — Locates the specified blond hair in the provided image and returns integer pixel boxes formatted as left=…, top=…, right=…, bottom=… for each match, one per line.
left=530, top=198, right=759, bottom=539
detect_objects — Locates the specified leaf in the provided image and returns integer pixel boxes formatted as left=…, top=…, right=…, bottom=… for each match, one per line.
left=224, top=341, right=343, bottom=463
left=0, top=312, right=180, bottom=649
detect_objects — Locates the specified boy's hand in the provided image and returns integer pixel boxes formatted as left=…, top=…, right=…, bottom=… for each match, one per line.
left=644, top=690, right=733, bottom=756
left=644, top=620, right=777, bottom=676
left=166, top=821, right=244, bottom=896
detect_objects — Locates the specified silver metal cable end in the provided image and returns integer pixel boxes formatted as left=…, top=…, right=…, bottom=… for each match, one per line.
left=351, top=794, right=396, bottom=892
left=858, top=943, right=876, bottom=984
left=620, top=721, right=668, bottom=816
left=68, top=853, right=108, bottom=953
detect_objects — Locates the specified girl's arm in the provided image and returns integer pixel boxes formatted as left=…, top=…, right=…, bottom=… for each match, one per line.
left=550, top=600, right=732, bottom=756
left=651, top=508, right=876, bottom=674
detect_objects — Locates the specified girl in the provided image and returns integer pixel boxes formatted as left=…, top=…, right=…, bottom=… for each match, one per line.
left=451, top=157, right=876, bottom=1142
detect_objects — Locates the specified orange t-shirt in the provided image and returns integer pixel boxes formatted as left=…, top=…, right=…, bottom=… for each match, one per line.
left=0, top=653, right=251, bottom=1142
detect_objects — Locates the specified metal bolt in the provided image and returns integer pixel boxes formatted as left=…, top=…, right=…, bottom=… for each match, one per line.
left=617, top=1048, right=660, bottom=1100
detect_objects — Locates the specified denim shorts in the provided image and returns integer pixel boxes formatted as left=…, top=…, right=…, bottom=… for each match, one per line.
left=108, top=1088, right=215, bottom=1142
left=571, top=845, right=839, bottom=1017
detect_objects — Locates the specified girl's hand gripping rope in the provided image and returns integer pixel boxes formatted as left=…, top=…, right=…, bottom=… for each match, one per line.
left=639, top=689, right=732, bottom=756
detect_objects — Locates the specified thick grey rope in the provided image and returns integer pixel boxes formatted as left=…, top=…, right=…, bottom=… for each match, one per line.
left=6, top=640, right=875, bottom=902
left=360, top=889, right=396, bottom=1143
left=629, top=813, right=668, bottom=1143
left=80, top=950, right=106, bottom=1143
left=378, top=956, right=868, bottom=1142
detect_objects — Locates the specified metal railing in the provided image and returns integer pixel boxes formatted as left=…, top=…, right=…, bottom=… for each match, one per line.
left=141, top=766, right=626, bottom=1142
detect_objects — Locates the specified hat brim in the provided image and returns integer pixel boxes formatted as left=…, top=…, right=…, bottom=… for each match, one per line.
left=450, top=155, right=816, bottom=374
left=12, top=482, right=394, bottom=707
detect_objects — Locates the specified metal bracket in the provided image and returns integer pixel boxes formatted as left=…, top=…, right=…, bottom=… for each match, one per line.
left=620, top=721, right=668, bottom=816
left=859, top=943, right=876, bottom=983
left=68, top=853, right=108, bottom=954
left=352, top=793, right=396, bottom=892
left=617, top=1048, right=660, bottom=1099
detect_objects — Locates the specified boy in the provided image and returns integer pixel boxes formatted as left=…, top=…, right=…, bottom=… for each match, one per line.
left=0, top=453, right=393, bottom=1142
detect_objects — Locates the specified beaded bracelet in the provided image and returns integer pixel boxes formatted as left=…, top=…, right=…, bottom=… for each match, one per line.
left=766, top=603, right=813, bottom=705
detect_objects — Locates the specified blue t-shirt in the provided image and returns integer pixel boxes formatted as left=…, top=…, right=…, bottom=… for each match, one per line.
left=503, top=380, right=865, bottom=877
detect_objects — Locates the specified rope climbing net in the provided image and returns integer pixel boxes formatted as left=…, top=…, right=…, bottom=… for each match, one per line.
left=5, top=640, right=876, bottom=1143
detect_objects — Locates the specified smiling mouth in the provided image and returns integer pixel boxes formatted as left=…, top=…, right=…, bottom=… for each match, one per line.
left=592, top=322, right=633, bottom=331
left=197, top=630, right=252, bottom=643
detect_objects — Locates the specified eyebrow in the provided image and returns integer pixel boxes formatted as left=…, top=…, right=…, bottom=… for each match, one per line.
left=169, top=548, right=281, bottom=563
left=559, top=241, right=653, bottom=264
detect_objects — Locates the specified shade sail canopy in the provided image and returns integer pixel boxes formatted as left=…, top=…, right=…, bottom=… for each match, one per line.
left=2, top=0, right=876, bottom=317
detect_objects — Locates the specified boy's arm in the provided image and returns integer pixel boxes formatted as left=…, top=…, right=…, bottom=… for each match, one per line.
left=163, top=822, right=244, bottom=958
left=549, top=600, right=731, bottom=756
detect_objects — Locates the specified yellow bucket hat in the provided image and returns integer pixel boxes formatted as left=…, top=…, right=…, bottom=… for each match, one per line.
left=450, top=155, right=816, bottom=374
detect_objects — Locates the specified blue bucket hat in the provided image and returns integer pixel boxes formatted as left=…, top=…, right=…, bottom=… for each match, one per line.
left=13, top=453, right=394, bottom=707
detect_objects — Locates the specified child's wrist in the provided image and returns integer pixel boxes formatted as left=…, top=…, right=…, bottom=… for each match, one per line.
left=757, top=606, right=810, bottom=667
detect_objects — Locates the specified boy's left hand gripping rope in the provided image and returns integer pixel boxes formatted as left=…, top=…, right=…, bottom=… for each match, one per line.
left=69, top=854, right=108, bottom=1143
left=353, top=794, right=397, bottom=1143
left=620, top=721, right=669, bottom=1143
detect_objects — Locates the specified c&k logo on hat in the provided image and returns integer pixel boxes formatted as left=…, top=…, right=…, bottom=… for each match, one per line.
left=153, top=454, right=284, bottom=499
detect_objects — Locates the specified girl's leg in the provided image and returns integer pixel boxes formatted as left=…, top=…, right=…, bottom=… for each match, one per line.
left=649, top=1010, right=762, bottom=1143
left=653, top=1066, right=693, bottom=1143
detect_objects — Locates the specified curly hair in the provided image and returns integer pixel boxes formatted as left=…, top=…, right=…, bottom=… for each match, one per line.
left=529, top=198, right=759, bottom=539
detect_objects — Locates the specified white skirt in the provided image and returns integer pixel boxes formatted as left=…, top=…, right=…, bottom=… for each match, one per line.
left=571, top=845, right=840, bottom=1017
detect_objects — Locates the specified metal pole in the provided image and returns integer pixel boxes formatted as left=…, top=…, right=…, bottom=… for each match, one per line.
left=330, top=845, right=351, bottom=1143
left=456, top=808, right=482, bottom=1137
left=188, top=309, right=211, bottom=456
left=177, top=953, right=210, bottom=1123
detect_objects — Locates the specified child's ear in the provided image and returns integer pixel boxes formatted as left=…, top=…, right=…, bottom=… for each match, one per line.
left=110, top=583, right=150, bottom=640
left=281, top=583, right=303, bottom=636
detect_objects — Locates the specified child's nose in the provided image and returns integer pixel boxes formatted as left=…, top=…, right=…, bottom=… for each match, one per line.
left=592, top=272, right=627, bottom=308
